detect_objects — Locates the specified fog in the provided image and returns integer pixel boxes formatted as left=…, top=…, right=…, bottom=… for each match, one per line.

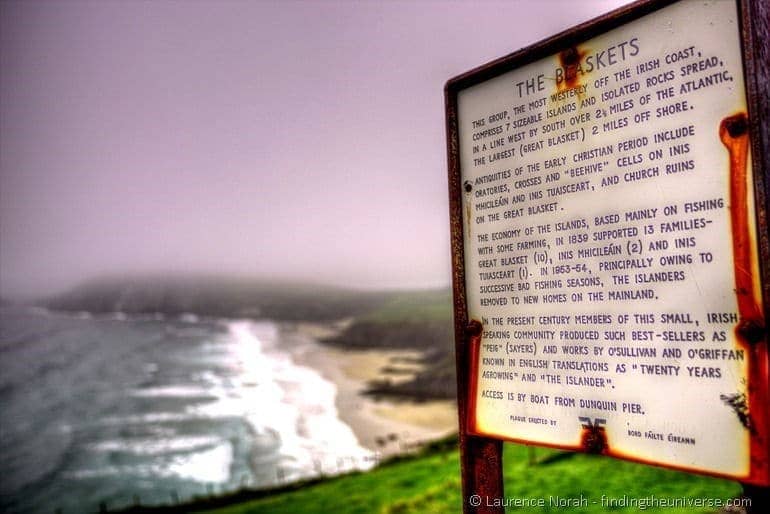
left=0, top=0, right=631, bottom=299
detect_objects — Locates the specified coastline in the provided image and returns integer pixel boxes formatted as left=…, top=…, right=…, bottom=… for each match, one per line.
left=284, top=321, right=457, bottom=458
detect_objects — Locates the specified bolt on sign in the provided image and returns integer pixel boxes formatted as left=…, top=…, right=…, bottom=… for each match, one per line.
left=445, top=0, right=769, bottom=498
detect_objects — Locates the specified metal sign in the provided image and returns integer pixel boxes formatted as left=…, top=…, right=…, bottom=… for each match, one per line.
left=446, top=0, right=769, bottom=506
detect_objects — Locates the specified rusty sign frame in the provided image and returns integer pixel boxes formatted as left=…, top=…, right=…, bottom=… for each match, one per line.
left=445, top=0, right=769, bottom=512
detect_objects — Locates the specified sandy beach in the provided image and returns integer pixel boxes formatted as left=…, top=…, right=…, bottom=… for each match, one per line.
left=285, top=321, right=458, bottom=459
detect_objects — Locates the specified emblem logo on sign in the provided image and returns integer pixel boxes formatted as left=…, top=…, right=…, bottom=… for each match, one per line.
left=579, top=417, right=606, bottom=428
left=579, top=417, right=607, bottom=454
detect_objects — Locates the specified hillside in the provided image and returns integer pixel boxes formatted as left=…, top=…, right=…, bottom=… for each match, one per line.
left=319, top=289, right=457, bottom=399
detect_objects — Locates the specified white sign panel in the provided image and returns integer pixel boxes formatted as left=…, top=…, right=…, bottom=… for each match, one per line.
left=457, top=0, right=766, bottom=482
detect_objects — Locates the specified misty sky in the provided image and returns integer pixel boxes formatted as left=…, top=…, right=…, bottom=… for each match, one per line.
left=0, top=0, right=632, bottom=298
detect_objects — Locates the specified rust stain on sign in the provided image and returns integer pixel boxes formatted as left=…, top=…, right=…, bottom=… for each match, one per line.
left=557, top=46, right=588, bottom=93
left=720, top=111, right=768, bottom=484
left=464, top=181, right=473, bottom=238
left=720, top=112, right=763, bottom=327
left=720, top=392, right=755, bottom=434
left=465, top=319, right=483, bottom=434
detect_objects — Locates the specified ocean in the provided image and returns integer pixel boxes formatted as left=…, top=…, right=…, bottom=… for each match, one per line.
left=0, top=306, right=373, bottom=513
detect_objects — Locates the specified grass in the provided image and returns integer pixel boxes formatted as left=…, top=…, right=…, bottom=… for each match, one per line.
left=193, top=438, right=741, bottom=514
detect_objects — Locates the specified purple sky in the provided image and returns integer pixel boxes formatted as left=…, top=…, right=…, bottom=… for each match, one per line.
left=0, top=0, right=631, bottom=298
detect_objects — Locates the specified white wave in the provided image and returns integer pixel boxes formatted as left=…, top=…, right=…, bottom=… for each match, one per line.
left=98, top=412, right=196, bottom=425
left=168, top=442, right=232, bottom=482
left=179, top=313, right=199, bottom=323
left=68, top=441, right=233, bottom=483
left=87, top=436, right=221, bottom=455
left=130, top=386, right=212, bottom=398
left=221, top=320, right=375, bottom=476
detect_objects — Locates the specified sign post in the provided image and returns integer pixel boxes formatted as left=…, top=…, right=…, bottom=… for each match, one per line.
left=446, top=0, right=769, bottom=511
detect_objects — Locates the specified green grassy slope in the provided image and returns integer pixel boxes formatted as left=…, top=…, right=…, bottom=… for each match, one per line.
left=195, top=439, right=741, bottom=514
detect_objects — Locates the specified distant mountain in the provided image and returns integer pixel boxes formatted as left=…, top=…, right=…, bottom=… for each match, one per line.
left=42, top=274, right=394, bottom=321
